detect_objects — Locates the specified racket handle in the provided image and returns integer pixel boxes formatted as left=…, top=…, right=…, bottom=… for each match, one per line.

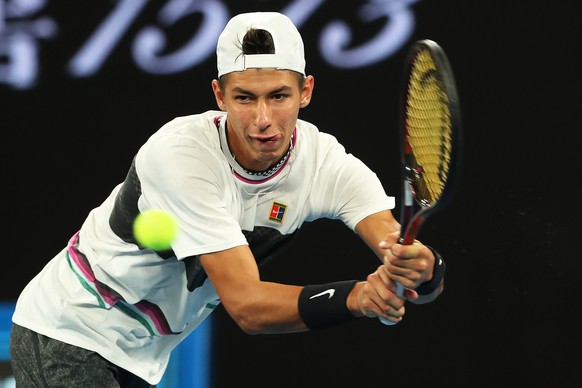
left=378, top=281, right=405, bottom=326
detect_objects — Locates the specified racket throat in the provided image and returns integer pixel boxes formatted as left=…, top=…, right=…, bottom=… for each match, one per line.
left=400, top=214, right=426, bottom=245
left=403, top=179, right=414, bottom=206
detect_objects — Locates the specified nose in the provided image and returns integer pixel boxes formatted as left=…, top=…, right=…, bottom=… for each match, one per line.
left=254, top=99, right=271, bottom=130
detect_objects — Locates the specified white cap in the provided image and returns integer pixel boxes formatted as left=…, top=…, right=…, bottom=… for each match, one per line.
left=216, top=12, right=306, bottom=78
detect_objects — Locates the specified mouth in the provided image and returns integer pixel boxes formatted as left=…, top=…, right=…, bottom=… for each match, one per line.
left=254, top=133, right=282, bottom=146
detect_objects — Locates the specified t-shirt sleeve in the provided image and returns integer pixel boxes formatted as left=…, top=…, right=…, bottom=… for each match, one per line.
left=135, top=121, right=248, bottom=259
left=310, top=134, right=395, bottom=230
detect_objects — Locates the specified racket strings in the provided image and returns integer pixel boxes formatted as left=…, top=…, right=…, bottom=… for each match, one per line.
left=405, top=49, right=453, bottom=205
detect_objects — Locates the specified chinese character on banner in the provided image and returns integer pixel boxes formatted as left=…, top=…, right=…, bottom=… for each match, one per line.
left=0, top=0, right=57, bottom=89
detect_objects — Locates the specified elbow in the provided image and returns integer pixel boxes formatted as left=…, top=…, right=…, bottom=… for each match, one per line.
left=230, top=309, right=296, bottom=335
left=228, top=308, right=268, bottom=335
left=236, top=317, right=263, bottom=335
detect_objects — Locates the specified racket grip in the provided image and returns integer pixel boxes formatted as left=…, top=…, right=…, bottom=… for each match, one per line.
left=378, top=282, right=405, bottom=326
left=379, top=316, right=396, bottom=325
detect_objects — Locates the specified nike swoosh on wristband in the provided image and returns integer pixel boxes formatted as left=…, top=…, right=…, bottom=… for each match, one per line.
left=309, top=289, right=335, bottom=299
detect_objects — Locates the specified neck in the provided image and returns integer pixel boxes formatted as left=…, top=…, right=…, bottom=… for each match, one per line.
left=234, top=140, right=293, bottom=177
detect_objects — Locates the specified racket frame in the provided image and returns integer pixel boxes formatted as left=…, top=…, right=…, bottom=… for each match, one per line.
left=380, top=39, right=462, bottom=325
left=398, top=39, right=462, bottom=245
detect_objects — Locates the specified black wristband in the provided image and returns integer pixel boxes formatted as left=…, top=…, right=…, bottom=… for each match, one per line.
left=298, top=280, right=359, bottom=330
left=415, top=246, right=446, bottom=295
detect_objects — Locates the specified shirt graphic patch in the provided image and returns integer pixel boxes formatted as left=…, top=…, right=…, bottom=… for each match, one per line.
left=269, top=202, right=287, bottom=223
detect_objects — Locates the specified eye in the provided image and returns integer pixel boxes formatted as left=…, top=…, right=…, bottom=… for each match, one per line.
left=234, top=95, right=252, bottom=103
left=272, top=93, right=288, bottom=101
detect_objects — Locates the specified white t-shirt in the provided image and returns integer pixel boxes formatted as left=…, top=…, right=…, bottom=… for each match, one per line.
left=12, top=110, right=394, bottom=384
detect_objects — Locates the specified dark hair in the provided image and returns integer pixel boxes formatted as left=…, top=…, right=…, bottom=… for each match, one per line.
left=241, top=28, right=276, bottom=55
left=218, top=28, right=305, bottom=90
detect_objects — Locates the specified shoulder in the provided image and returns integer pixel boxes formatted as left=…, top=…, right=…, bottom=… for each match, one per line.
left=142, top=110, right=224, bottom=153
left=136, top=111, right=227, bottom=180
left=156, top=110, right=224, bottom=137
left=296, top=119, right=345, bottom=152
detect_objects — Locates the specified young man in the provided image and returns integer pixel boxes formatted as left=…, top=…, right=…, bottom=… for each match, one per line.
left=10, top=12, right=446, bottom=387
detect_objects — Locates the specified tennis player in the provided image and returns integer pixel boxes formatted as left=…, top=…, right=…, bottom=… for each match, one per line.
left=10, top=12, right=445, bottom=387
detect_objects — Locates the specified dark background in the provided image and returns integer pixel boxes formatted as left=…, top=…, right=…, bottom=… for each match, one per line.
left=2, top=0, right=580, bottom=387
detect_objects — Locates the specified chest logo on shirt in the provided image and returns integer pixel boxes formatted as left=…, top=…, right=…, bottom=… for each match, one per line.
left=269, top=201, right=287, bottom=223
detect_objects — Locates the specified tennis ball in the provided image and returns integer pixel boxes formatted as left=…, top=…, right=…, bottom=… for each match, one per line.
left=133, top=209, right=178, bottom=251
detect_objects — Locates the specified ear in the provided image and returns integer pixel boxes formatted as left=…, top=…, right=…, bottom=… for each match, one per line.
left=300, top=75, right=315, bottom=108
left=212, top=79, right=227, bottom=111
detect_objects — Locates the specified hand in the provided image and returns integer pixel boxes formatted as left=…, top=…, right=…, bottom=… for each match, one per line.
left=378, top=232, right=436, bottom=298
left=348, top=265, right=413, bottom=324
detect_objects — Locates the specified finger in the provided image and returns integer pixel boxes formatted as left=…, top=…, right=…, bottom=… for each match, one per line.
left=383, top=263, right=422, bottom=290
left=391, top=242, right=422, bottom=259
left=388, top=246, right=433, bottom=276
left=365, top=271, right=405, bottom=310
left=375, top=265, right=391, bottom=285
left=390, top=269, right=424, bottom=290
left=383, top=254, right=413, bottom=284
left=403, top=288, right=419, bottom=301
left=379, top=304, right=405, bottom=322
left=378, top=232, right=400, bottom=249
left=359, top=280, right=398, bottom=318
left=373, top=266, right=405, bottom=295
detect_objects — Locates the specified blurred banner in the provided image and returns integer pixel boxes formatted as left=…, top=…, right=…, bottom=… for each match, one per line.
left=1, top=0, right=420, bottom=90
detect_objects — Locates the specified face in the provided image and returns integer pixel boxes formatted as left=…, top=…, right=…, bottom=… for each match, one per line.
left=212, top=69, right=314, bottom=172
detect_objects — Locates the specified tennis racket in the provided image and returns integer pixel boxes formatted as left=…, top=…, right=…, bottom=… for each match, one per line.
left=380, top=39, right=462, bottom=325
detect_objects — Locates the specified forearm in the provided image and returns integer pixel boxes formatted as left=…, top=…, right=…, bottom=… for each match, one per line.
left=355, top=210, right=401, bottom=260
left=223, top=281, right=307, bottom=335
left=225, top=280, right=373, bottom=334
left=226, top=274, right=408, bottom=332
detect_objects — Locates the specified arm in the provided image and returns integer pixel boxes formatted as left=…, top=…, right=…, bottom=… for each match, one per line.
left=200, top=237, right=413, bottom=333
left=355, top=210, right=445, bottom=305
left=199, top=245, right=306, bottom=334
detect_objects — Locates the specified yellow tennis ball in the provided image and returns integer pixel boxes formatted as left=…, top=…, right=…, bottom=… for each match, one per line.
left=133, top=209, right=178, bottom=251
